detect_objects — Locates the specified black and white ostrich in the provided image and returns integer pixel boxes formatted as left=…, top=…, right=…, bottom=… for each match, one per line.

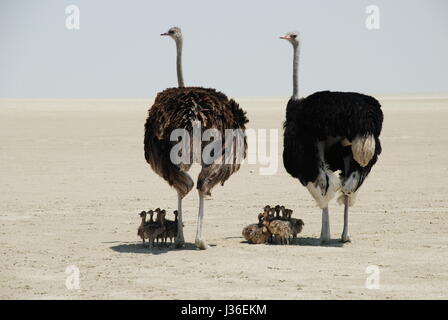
left=144, top=27, right=248, bottom=250
left=281, top=32, right=383, bottom=244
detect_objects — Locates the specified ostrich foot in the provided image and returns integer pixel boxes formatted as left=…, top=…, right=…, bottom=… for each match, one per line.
left=341, top=234, right=352, bottom=243
left=319, top=228, right=331, bottom=245
left=319, top=207, right=331, bottom=245
left=195, top=238, right=209, bottom=250
left=174, top=236, right=185, bottom=248
left=319, top=235, right=331, bottom=245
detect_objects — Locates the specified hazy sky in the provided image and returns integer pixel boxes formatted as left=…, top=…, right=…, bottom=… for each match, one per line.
left=1, top=0, right=447, bottom=98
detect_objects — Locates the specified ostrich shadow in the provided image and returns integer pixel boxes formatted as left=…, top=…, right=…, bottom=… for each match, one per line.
left=293, top=237, right=344, bottom=247
left=239, top=237, right=344, bottom=248
left=109, top=242, right=213, bottom=255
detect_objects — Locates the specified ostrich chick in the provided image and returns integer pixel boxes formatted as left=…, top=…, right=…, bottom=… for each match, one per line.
left=157, top=209, right=168, bottom=246
left=290, top=218, right=304, bottom=243
left=242, top=213, right=270, bottom=244
left=165, top=210, right=179, bottom=245
left=148, top=210, right=156, bottom=225
left=281, top=206, right=289, bottom=220
left=144, top=210, right=167, bottom=249
left=265, top=214, right=293, bottom=245
left=270, top=208, right=278, bottom=221
left=137, top=211, right=148, bottom=246
left=282, top=207, right=304, bottom=243
left=274, top=205, right=282, bottom=219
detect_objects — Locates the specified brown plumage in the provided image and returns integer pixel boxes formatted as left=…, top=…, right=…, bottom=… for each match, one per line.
left=242, top=213, right=271, bottom=244
left=270, top=208, right=278, bottom=221
left=148, top=210, right=156, bottom=226
left=144, top=87, right=248, bottom=197
left=144, top=27, right=248, bottom=250
left=164, top=210, right=179, bottom=245
left=282, top=207, right=304, bottom=242
left=275, top=205, right=282, bottom=219
left=281, top=207, right=289, bottom=220
left=242, top=206, right=304, bottom=245
left=137, top=211, right=148, bottom=246
left=240, top=204, right=306, bottom=246
left=290, top=218, right=304, bottom=242
left=265, top=218, right=292, bottom=245
left=243, top=224, right=271, bottom=245
left=157, top=209, right=167, bottom=245
left=274, top=207, right=281, bottom=220
left=143, top=210, right=167, bottom=249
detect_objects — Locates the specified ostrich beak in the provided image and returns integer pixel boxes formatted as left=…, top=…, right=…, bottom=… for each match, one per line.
left=161, top=32, right=169, bottom=36
left=280, top=35, right=291, bottom=40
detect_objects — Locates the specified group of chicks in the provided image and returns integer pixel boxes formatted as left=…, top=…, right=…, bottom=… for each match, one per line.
left=242, top=205, right=304, bottom=245
left=137, top=208, right=179, bottom=249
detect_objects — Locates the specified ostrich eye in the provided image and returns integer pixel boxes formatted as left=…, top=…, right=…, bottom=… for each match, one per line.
left=291, top=35, right=297, bottom=39
left=169, top=30, right=175, bottom=34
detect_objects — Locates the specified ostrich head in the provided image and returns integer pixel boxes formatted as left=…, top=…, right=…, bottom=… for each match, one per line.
left=139, top=211, right=147, bottom=218
left=159, top=210, right=166, bottom=223
left=173, top=210, right=179, bottom=222
left=285, top=208, right=293, bottom=220
left=257, top=212, right=264, bottom=226
left=280, top=31, right=300, bottom=46
left=161, top=26, right=182, bottom=42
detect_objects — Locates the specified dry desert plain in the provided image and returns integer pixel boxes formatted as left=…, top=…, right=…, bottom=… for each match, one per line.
left=1, top=94, right=447, bottom=299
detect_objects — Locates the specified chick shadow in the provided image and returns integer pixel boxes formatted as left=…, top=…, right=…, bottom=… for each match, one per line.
left=110, top=242, right=208, bottom=255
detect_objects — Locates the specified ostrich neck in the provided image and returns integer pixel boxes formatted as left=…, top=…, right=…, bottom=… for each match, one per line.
left=176, top=39, right=185, bottom=88
left=292, top=43, right=299, bottom=100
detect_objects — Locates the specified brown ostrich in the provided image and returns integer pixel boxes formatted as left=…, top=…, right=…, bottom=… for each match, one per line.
left=144, top=27, right=248, bottom=250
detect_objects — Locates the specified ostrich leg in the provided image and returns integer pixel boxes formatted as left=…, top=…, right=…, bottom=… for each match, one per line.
left=195, top=193, right=209, bottom=250
left=320, top=207, right=331, bottom=244
left=195, top=164, right=221, bottom=250
left=341, top=195, right=351, bottom=242
left=341, top=156, right=352, bottom=243
left=175, top=191, right=185, bottom=248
